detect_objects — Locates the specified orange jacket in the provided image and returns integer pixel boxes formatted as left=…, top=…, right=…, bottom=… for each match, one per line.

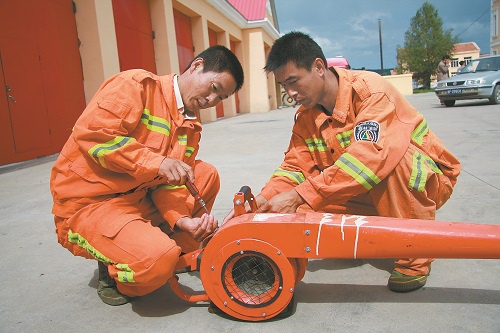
left=50, top=70, right=202, bottom=228
left=261, top=68, right=460, bottom=210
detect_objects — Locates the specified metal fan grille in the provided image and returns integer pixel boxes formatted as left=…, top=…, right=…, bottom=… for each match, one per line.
left=222, top=252, right=282, bottom=307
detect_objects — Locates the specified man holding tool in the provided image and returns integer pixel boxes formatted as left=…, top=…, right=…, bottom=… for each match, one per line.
left=50, top=46, right=244, bottom=305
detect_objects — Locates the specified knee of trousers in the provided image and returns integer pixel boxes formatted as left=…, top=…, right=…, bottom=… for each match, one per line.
left=114, top=243, right=182, bottom=297
left=54, top=216, right=95, bottom=260
left=194, top=160, right=220, bottom=193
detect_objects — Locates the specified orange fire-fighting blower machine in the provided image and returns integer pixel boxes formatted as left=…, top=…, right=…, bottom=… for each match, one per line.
left=169, top=186, right=500, bottom=321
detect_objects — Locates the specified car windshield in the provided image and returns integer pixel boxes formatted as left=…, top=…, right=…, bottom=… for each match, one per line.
left=461, top=57, right=500, bottom=73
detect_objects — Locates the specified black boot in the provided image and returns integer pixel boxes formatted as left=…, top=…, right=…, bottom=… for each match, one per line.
left=97, top=261, right=132, bottom=306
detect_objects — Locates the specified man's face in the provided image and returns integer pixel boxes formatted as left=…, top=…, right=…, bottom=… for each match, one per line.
left=274, top=59, right=325, bottom=109
left=182, top=59, right=237, bottom=112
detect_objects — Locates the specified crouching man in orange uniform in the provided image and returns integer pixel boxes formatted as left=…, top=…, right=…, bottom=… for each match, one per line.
left=50, top=46, right=244, bottom=305
left=226, top=32, right=461, bottom=292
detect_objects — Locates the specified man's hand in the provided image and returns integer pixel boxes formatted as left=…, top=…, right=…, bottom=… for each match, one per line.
left=255, top=190, right=305, bottom=214
left=175, top=214, right=218, bottom=242
left=222, top=194, right=268, bottom=224
left=158, top=158, right=194, bottom=185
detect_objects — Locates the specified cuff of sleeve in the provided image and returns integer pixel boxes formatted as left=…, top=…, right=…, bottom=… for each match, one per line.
left=164, top=210, right=190, bottom=230
left=139, top=152, right=165, bottom=181
left=295, top=180, right=324, bottom=211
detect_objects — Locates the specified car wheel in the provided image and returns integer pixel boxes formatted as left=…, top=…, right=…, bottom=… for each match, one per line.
left=444, top=100, right=455, bottom=107
left=489, top=85, right=500, bottom=104
left=282, top=93, right=296, bottom=107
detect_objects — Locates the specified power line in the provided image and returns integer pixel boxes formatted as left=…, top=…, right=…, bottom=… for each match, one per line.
left=457, top=7, right=489, bottom=38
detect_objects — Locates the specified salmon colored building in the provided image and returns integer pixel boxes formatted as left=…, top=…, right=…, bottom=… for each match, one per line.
left=449, top=42, right=481, bottom=76
left=0, top=0, right=281, bottom=166
left=492, top=0, right=500, bottom=55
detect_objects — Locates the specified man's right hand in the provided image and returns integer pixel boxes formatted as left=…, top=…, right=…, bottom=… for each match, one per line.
left=175, top=214, right=218, bottom=242
left=158, top=158, right=194, bottom=186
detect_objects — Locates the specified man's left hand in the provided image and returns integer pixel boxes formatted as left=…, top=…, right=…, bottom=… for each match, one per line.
left=255, top=190, right=305, bottom=214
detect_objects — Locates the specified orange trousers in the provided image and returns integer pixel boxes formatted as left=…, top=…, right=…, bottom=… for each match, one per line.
left=54, top=160, right=220, bottom=297
left=298, top=145, right=454, bottom=276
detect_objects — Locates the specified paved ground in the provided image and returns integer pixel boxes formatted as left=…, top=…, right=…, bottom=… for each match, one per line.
left=1, top=92, right=499, bottom=333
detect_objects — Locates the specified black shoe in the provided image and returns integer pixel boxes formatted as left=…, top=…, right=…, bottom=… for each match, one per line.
left=387, top=270, right=428, bottom=292
left=97, top=261, right=132, bottom=306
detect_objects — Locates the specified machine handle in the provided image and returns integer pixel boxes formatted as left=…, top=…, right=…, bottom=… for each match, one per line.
left=233, top=186, right=258, bottom=217
left=169, top=275, right=209, bottom=303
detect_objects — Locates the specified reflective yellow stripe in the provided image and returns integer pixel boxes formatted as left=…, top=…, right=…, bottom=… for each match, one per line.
left=68, top=230, right=136, bottom=283
left=185, top=146, right=195, bottom=157
left=157, top=184, right=186, bottom=190
left=424, top=156, right=443, bottom=174
left=408, top=152, right=442, bottom=192
left=411, top=119, right=429, bottom=145
left=140, top=109, right=171, bottom=136
left=178, top=134, right=188, bottom=145
left=68, top=230, right=112, bottom=263
left=336, top=130, right=353, bottom=148
left=304, top=138, right=327, bottom=152
left=88, top=136, right=136, bottom=168
left=116, top=264, right=135, bottom=283
left=334, top=153, right=381, bottom=190
left=271, top=167, right=306, bottom=185
left=409, top=151, right=427, bottom=191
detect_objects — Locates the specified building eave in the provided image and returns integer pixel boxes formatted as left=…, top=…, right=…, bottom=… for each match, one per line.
left=206, top=0, right=280, bottom=39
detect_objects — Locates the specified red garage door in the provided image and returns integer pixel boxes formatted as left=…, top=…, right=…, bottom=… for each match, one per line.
left=112, top=0, right=157, bottom=73
left=174, top=10, right=194, bottom=73
left=0, top=0, right=85, bottom=165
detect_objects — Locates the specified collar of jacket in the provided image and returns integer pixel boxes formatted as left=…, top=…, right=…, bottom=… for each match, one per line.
left=159, top=74, right=201, bottom=128
left=300, top=67, right=352, bottom=127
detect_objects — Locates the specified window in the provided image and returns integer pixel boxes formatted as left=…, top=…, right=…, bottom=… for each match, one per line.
left=451, top=58, right=459, bottom=67
left=464, top=57, right=472, bottom=65
left=492, top=9, right=498, bottom=37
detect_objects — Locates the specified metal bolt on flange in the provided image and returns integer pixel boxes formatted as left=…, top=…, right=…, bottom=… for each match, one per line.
left=305, top=229, right=311, bottom=235
left=305, top=246, right=311, bottom=252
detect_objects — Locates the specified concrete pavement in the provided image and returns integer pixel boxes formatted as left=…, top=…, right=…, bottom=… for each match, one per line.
left=1, top=92, right=499, bottom=332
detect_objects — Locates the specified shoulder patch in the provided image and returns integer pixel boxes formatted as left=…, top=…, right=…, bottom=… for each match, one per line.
left=354, top=120, right=380, bottom=143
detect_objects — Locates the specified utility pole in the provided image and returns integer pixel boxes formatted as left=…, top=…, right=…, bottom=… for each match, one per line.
left=378, top=19, right=384, bottom=75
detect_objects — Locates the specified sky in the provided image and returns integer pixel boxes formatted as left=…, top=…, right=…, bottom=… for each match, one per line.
left=273, top=0, right=491, bottom=70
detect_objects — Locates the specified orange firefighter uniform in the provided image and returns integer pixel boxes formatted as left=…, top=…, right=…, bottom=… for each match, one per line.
left=50, top=69, right=219, bottom=296
left=260, top=67, right=461, bottom=276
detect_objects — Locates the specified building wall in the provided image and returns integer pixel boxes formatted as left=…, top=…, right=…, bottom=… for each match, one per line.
left=449, top=48, right=480, bottom=76
left=73, top=0, right=280, bottom=123
left=492, top=0, right=500, bottom=55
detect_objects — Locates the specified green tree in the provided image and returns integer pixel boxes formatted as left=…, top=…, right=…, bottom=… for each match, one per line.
left=397, top=2, right=458, bottom=88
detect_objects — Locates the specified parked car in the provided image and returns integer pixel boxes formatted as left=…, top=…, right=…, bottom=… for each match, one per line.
left=281, top=56, right=351, bottom=107
left=435, top=55, right=500, bottom=107
left=412, top=79, right=424, bottom=90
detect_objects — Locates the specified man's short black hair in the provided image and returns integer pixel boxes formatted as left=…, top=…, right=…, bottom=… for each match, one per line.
left=264, top=31, right=327, bottom=73
left=184, top=45, right=244, bottom=92
left=443, top=54, right=451, bottom=60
